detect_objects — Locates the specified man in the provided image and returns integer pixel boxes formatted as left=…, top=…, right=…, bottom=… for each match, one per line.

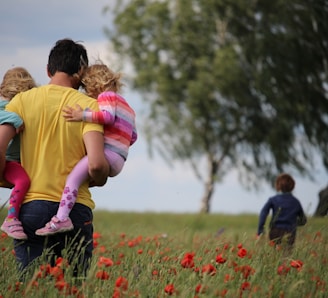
left=0, top=38, right=109, bottom=277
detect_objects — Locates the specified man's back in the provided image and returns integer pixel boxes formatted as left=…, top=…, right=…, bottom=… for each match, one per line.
left=7, top=84, right=103, bottom=208
left=0, top=38, right=110, bottom=275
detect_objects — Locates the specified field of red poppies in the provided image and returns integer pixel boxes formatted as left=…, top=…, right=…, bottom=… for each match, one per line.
left=0, top=212, right=326, bottom=297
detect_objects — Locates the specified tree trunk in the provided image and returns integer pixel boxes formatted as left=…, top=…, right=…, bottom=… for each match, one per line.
left=199, top=158, right=217, bottom=213
left=200, top=180, right=214, bottom=213
left=314, top=185, right=328, bottom=217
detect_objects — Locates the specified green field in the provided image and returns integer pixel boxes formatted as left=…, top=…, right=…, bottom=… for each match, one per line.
left=0, top=211, right=327, bottom=297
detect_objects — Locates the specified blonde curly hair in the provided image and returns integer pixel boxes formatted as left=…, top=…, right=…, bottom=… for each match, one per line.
left=0, top=67, right=36, bottom=100
left=81, top=63, right=123, bottom=99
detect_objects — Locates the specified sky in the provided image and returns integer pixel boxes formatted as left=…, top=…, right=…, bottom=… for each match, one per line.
left=0, top=0, right=326, bottom=215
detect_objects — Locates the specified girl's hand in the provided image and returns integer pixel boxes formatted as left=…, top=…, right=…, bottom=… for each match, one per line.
left=62, top=104, right=84, bottom=121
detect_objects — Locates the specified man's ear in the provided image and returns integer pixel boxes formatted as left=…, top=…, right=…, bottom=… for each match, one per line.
left=46, top=65, right=51, bottom=78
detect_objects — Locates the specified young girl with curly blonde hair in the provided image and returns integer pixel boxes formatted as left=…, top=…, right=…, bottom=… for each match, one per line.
left=0, top=67, right=36, bottom=239
left=36, top=63, right=137, bottom=236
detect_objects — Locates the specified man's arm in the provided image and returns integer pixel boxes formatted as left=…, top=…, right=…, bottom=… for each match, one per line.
left=83, top=131, right=109, bottom=186
left=0, top=124, right=16, bottom=181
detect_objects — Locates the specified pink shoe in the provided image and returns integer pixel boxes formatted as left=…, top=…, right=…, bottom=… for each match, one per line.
left=1, top=218, right=28, bottom=240
left=35, top=216, right=74, bottom=236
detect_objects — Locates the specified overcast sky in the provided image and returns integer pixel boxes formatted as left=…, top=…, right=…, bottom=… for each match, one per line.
left=0, top=0, right=325, bottom=215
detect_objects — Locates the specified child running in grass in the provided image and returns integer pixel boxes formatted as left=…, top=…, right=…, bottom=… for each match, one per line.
left=257, top=173, right=307, bottom=249
left=35, top=63, right=137, bottom=236
left=0, top=67, right=37, bottom=239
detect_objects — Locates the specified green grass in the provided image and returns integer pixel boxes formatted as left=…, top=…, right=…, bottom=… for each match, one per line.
left=0, top=211, right=327, bottom=297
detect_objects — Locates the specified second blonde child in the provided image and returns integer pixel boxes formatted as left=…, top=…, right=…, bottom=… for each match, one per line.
left=36, top=63, right=137, bottom=236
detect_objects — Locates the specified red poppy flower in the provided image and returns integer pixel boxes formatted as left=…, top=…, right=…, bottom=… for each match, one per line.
left=14, top=282, right=21, bottom=292
left=96, top=245, right=107, bottom=253
left=98, top=256, right=114, bottom=267
left=55, top=257, right=69, bottom=268
left=315, top=231, right=321, bottom=238
left=55, top=280, right=69, bottom=292
left=26, top=281, right=38, bottom=289
left=201, top=264, right=216, bottom=275
left=238, top=265, right=255, bottom=279
left=224, top=274, right=232, bottom=283
left=220, top=289, right=228, bottom=296
left=195, top=284, right=207, bottom=294
left=168, top=267, right=177, bottom=275
left=237, top=248, right=247, bottom=258
left=195, top=284, right=202, bottom=293
left=7, top=282, right=22, bottom=292
left=164, top=284, right=175, bottom=295
left=152, top=269, right=159, bottom=278
left=181, top=252, right=195, bottom=268
left=162, top=255, right=170, bottom=262
left=37, top=264, right=52, bottom=278
left=290, top=260, right=303, bottom=271
left=93, top=232, right=102, bottom=239
left=277, top=264, right=291, bottom=275
left=115, top=276, right=128, bottom=290
left=128, top=235, right=143, bottom=247
left=112, top=289, right=121, bottom=298
left=69, top=285, right=80, bottom=296
left=96, top=270, right=110, bottom=280
left=269, top=240, right=275, bottom=247
left=241, top=281, right=251, bottom=291
left=49, top=266, right=64, bottom=280
left=215, top=253, right=227, bottom=264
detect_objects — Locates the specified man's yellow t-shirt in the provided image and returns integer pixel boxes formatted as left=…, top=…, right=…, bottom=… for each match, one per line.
left=6, top=85, right=103, bottom=209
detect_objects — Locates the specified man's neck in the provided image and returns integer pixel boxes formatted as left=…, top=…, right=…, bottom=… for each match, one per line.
left=49, top=72, right=79, bottom=89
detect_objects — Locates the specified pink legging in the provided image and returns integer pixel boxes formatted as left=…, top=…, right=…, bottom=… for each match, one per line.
left=56, top=148, right=125, bottom=220
left=3, top=161, right=31, bottom=219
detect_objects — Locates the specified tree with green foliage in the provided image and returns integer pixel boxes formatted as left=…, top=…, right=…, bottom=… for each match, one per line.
left=104, top=0, right=328, bottom=213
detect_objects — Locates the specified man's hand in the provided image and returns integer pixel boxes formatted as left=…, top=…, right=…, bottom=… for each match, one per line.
left=0, top=180, right=14, bottom=189
left=62, top=104, right=84, bottom=121
left=88, top=179, right=98, bottom=188
left=16, top=123, right=25, bottom=134
left=83, top=131, right=109, bottom=187
left=0, top=124, right=16, bottom=180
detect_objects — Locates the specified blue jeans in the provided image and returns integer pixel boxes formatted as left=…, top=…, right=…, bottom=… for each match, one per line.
left=14, top=200, right=93, bottom=277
